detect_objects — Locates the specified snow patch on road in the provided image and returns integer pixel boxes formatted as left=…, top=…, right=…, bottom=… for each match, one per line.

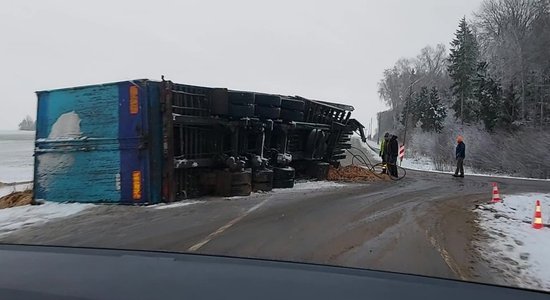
left=475, top=193, right=550, bottom=291
left=279, top=180, right=347, bottom=191
left=0, top=202, right=93, bottom=237
left=150, top=201, right=202, bottom=210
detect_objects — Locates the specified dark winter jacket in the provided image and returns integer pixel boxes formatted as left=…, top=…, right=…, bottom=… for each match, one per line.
left=456, top=141, right=466, bottom=159
left=389, top=136, right=399, bottom=157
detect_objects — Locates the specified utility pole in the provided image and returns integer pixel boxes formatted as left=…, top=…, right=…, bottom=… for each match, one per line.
left=369, top=118, right=373, bottom=140
left=534, top=84, right=549, bottom=129
left=377, top=112, right=381, bottom=144
left=402, top=85, right=412, bottom=148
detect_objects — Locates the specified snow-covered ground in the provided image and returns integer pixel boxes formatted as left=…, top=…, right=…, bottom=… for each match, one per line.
left=475, top=193, right=550, bottom=291
left=286, top=180, right=347, bottom=191
left=0, top=182, right=33, bottom=198
left=0, top=130, right=34, bottom=183
left=0, top=202, right=93, bottom=237
left=150, top=201, right=203, bottom=210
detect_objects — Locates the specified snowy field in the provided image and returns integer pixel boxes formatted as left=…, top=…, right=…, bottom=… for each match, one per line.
left=0, top=182, right=33, bottom=198
left=0, top=202, right=93, bottom=237
left=475, top=193, right=550, bottom=291
left=0, top=130, right=34, bottom=183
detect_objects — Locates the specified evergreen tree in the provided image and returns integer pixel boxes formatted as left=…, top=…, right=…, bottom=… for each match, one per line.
left=18, top=115, right=35, bottom=131
left=447, top=17, right=480, bottom=124
left=500, top=83, right=521, bottom=130
left=420, top=87, right=447, bottom=133
left=474, top=62, right=502, bottom=131
left=404, top=86, right=429, bottom=128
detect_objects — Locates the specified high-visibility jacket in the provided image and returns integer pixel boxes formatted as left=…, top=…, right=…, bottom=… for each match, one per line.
left=379, top=139, right=386, bottom=157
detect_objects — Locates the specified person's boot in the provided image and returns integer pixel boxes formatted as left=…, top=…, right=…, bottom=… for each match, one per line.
left=452, top=174, right=459, bottom=177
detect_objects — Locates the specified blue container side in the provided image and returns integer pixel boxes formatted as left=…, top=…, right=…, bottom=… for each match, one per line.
left=34, top=80, right=159, bottom=204
left=147, top=82, right=163, bottom=204
left=118, top=81, right=153, bottom=204
left=34, top=84, right=122, bottom=203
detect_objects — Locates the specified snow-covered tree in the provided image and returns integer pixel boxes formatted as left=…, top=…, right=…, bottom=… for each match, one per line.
left=500, top=83, right=522, bottom=130
left=421, top=87, right=447, bottom=133
left=18, top=115, right=35, bottom=131
left=474, top=62, right=502, bottom=131
left=448, top=17, right=480, bottom=124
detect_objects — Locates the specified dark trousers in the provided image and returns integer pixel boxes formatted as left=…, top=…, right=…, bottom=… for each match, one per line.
left=388, top=155, right=398, bottom=177
left=381, top=154, right=388, bottom=173
left=455, top=157, right=464, bottom=176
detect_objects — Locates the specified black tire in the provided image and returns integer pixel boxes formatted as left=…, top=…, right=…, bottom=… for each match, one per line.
left=255, top=94, right=281, bottom=107
left=281, top=98, right=305, bottom=111
left=308, top=162, right=330, bottom=180
left=229, top=104, right=255, bottom=118
left=273, top=179, right=294, bottom=189
left=231, top=184, right=252, bottom=196
left=255, top=106, right=281, bottom=119
left=252, top=181, right=273, bottom=192
left=228, top=91, right=255, bottom=105
left=280, top=109, right=304, bottom=122
left=231, top=170, right=252, bottom=185
left=253, top=169, right=273, bottom=183
left=273, top=167, right=295, bottom=181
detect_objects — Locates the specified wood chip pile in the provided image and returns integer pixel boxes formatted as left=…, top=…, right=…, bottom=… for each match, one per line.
left=0, top=190, right=34, bottom=209
left=327, top=165, right=385, bottom=182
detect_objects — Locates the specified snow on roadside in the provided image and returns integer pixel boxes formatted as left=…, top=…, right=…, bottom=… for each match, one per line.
left=360, top=139, right=549, bottom=181
left=0, top=202, right=93, bottom=237
left=475, top=193, right=550, bottom=291
left=150, top=201, right=203, bottom=210
left=276, top=180, right=347, bottom=191
left=0, top=182, right=33, bottom=198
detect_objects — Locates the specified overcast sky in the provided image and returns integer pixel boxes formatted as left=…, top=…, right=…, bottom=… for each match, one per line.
left=0, top=0, right=482, bottom=131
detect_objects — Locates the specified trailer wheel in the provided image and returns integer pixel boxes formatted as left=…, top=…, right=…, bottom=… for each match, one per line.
left=281, top=98, right=305, bottom=111
left=280, top=109, right=304, bottom=122
left=255, top=106, right=281, bottom=119
left=231, top=170, right=252, bottom=185
left=253, top=169, right=274, bottom=183
left=231, top=184, right=252, bottom=196
left=307, top=162, right=330, bottom=180
left=273, top=166, right=295, bottom=181
left=255, top=94, right=281, bottom=107
left=229, top=104, right=255, bottom=118
left=228, top=91, right=255, bottom=105
left=273, top=179, right=294, bottom=189
left=252, top=182, right=273, bottom=192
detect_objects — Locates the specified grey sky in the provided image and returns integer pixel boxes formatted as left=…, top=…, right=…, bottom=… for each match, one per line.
left=0, top=0, right=482, bottom=130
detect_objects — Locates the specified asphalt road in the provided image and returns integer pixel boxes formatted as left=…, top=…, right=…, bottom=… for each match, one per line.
left=2, top=169, right=549, bottom=287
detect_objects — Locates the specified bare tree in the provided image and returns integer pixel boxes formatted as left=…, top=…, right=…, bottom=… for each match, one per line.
left=475, top=0, right=544, bottom=121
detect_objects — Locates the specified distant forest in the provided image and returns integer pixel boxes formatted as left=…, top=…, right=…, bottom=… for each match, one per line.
left=377, top=0, right=550, bottom=178
left=19, top=115, right=35, bottom=131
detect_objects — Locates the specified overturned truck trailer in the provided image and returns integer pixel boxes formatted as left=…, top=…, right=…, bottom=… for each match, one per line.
left=34, top=79, right=366, bottom=204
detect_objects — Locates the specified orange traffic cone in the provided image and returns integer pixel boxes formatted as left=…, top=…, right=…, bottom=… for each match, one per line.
left=533, top=200, right=543, bottom=229
left=491, top=183, right=502, bottom=203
